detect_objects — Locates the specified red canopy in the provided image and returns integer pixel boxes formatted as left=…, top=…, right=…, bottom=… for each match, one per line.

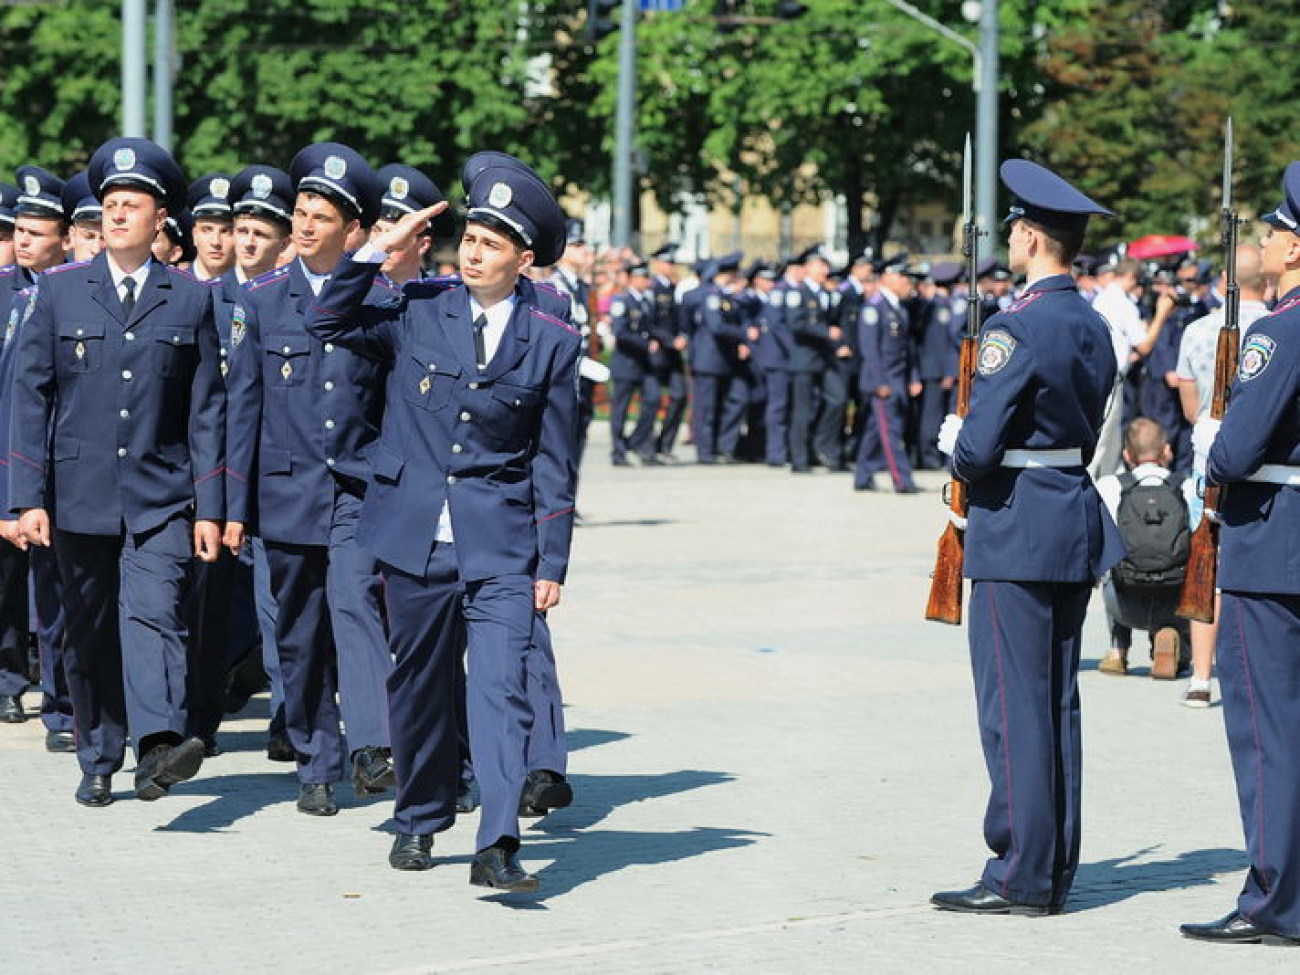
left=1127, top=234, right=1198, bottom=260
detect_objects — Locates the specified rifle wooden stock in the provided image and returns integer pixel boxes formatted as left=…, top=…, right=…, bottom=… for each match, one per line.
left=925, top=333, right=977, bottom=624
left=1176, top=324, right=1239, bottom=622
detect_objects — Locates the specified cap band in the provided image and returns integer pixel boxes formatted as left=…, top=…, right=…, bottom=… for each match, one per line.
left=298, top=176, right=361, bottom=219
left=467, top=206, right=533, bottom=247
left=101, top=173, right=167, bottom=200
left=234, top=199, right=292, bottom=224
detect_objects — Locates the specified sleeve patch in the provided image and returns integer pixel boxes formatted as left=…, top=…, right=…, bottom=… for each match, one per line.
left=977, top=329, right=1017, bottom=376
left=785, top=290, right=801, bottom=308
left=863, top=306, right=879, bottom=325
left=231, top=304, right=247, bottom=346
left=1239, top=333, right=1277, bottom=382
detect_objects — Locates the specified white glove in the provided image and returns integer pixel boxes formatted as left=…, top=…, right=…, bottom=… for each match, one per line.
left=937, top=413, right=963, bottom=456
left=1192, top=417, right=1221, bottom=461
left=946, top=508, right=968, bottom=531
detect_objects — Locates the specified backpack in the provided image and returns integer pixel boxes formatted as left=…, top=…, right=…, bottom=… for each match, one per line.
left=1111, top=472, right=1191, bottom=589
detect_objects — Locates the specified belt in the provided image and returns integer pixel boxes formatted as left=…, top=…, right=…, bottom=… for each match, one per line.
left=1000, top=448, right=1083, bottom=469
left=1246, top=464, right=1300, bottom=486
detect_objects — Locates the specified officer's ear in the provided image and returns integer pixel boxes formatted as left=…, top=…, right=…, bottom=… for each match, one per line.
left=154, top=205, right=170, bottom=237
left=516, top=247, right=535, bottom=275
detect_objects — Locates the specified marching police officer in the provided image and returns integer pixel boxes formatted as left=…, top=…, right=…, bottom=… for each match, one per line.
left=373, top=163, right=455, bottom=285
left=915, top=261, right=964, bottom=469
left=786, top=246, right=836, bottom=472
left=188, top=174, right=236, bottom=281
left=1180, top=162, right=1300, bottom=946
left=691, top=253, right=748, bottom=464
left=224, top=143, right=396, bottom=816
left=931, top=159, right=1122, bottom=915
left=62, top=171, right=104, bottom=262
left=647, top=244, right=687, bottom=461
left=307, top=152, right=579, bottom=892
left=11, top=137, right=225, bottom=807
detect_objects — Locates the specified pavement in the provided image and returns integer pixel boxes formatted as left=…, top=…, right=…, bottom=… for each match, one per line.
left=2, top=426, right=1293, bottom=973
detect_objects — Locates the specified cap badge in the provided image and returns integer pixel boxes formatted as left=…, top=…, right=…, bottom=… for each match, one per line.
left=389, top=176, right=409, bottom=200
left=251, top=173, right=273, bottom=199
left=488, top=181, right=513, bottom=208
left=113, top=147, right=136, bottom=172
left=22, top=175, right=40, bottom=196
left=210, top=177, right=230, bottom=199
left=323, top=155, right=347, bottom=180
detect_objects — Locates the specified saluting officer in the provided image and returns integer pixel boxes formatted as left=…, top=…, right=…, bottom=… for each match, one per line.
left=608, top=259, right=660, bottom=466
left=307, top=153, right=580, bottom=892
left=224, top=144, right=396, bottom=817
left=1180, top=163, right=1300, bottom=947
left=373, top=164, right=455, bottom=286
left=931, top=160, right=1122, bottom=916
left=11, top=137, right=225, bottom=807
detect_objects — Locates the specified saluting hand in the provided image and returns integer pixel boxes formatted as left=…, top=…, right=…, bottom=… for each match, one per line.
left=370, top=201, right=450, bottom=255
left=194, top=519, right=221, bottom=563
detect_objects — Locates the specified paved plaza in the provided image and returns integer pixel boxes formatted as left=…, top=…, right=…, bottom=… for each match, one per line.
left=2, top=427, right=1293, bottom=973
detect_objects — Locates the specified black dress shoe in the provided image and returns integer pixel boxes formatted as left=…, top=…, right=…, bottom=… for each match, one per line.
left=896, top=485, right=922, bottom=494
left=134, top=736, right=205, bottom=801
left=389, top=833, right=434, bottom=871
left=638, top=454, right=663, bottom=466
left=45, top=730, right=76, bottom=753
left=790, top=465, right=812, bottom=474
left=930, top=882, right=1059, bottom=917
left=1180, top=911, right=1300, bottom=945
left=456, top=779, right=480, bottom=814
left=611, top=456, right=632, bottom=467
left=297, top=782, right=339, bottom=816
left=518, top=769, right=573, bottom=817
left=75, top=773, right=113, bottom=807
left=0, top=693, right=25, bottom=723
left=854, top=481, right=878, bottom=492
left=470, top=845, right=539, bottom=892
left=201, top=736, right=222, bottom=758
left=266, top=731, right=295, bottom=763
left=350, top=745, right=395, bottom=797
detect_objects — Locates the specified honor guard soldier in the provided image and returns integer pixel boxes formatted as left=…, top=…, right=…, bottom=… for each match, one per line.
left=0, top=167, right=69, bottom=728
left=1180, top=163, right=1300, bottom=947
left=854, top=256, right=921, bottom=492
left=0, top=183, right=17, bottom=266
left=307, top=152, right=580, bottom=891
left=10, top=137, right=225, bottom=807
left=647, top=243, right=687, bottom=461
left=931, top=160, right=1122, bottom=916
left=691, top=252, right=749, bottom=464
left=373, top=164, right=455, bottom=286
left=608, top=259, right=661, bottom=465
left=224, top=143, right=396, bottom=816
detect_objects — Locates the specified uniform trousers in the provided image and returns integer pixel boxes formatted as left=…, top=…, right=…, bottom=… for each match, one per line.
left=917, top=379, right=952, bottom=469
left=184, top=545, right=261, bottom=740
left=1217, top=591, right=1300, bottom=939
left=384, top=541, right=535, bottom=852
left=969, top=578, right=1090, bottom=908
left=55, top=514, right=193, bottom=775
left=788, top=370, right=821, bottom=468
left=0, top=543, right=29, bottom=697
left=693, top=373, right=746, bottom=462
left=813, top=362, right=850, bottom=466
left=263, top=487, right=391, bottom=785
left=654, top=367, right=688, bottom=457
left=250, top=538, right=285, bottom=735
left=762, top=370, right=791, bottom=465
left=31, top=547, right=71, bottom=733
left=610, top=373, right=659, bottom=461
left=855, top=386, right=916, bottom=490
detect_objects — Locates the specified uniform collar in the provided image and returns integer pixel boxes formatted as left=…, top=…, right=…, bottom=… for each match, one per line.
left=1023, top=273, right=1077, bottom=294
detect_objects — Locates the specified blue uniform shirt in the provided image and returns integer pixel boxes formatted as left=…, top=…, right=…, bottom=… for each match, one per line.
left=1208, top=287, right=1300, bottom=594
left=952, top=273, right=1124, bottom=582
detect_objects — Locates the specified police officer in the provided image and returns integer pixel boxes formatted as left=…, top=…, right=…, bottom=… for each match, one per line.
left=930, top=160, right=1121, bottom=915
left=224, top=143, right=396, bottom=816
left=915, top=261, right=964, bottom=469
left=0, top=167, right=68, bottom=728
left=691, top=253, right=748, bottom=464
left=1180, top=163, right=1300, bottom=946
left=188, top=174, right=236, bottom=281
left=11, top=137, right=225, bottom=807
left=0, top=183, right=17, bottom=267
left=308, top=153, right=579, bottom=892
left=854, top=256, right=920, bottom=493
left=762, top=256, right=801, bottom=467
left=373, top=164, right=455, bottom=285
left=647, top=244, right=687, bottom=462
left=608, top=259, right=661, bottom=466
left=62, top=171, right=104, bottom=262
left=786, top=246, right=835, bottom=472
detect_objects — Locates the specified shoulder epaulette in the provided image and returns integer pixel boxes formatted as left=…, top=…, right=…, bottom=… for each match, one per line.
left=1006, top=291, right=1045, bottom=314
left=533, top=280, right=564, bottom=300
left=43, top=259, right=91, bottom=277
left=247, top=266, right=291, bottom=292
left=165, top=265, right=218, bottom=286
left=531, top=307, right=579, bottom=336
left=0, top=264, right=15, bottom=278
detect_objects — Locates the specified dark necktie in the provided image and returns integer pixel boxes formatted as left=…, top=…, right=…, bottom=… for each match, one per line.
left=121, top=277, right=136, bottom=318
left=473, top=313, right=488, bottom=370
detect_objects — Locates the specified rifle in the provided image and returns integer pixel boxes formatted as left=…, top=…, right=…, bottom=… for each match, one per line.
left=926, top=134, right=983, bottom=625
left=1177, top=118, right=1239, bottom=623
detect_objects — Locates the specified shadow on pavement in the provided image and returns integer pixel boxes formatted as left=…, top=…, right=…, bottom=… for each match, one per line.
left=577, top=518, right=677, bottom=529
left=566, top=727, right=632, bottom=753
left=155, top=771, right=391, bottom=832
left=1071, top=846, right=1246, bottom=909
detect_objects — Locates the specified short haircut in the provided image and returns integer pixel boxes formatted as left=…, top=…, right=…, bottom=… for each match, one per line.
left=1113, top=257, right=1141, bottom=279
left=1123, top=417, right=1168, bottom=463
left=1023, top=218, right=1084, bottom=266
